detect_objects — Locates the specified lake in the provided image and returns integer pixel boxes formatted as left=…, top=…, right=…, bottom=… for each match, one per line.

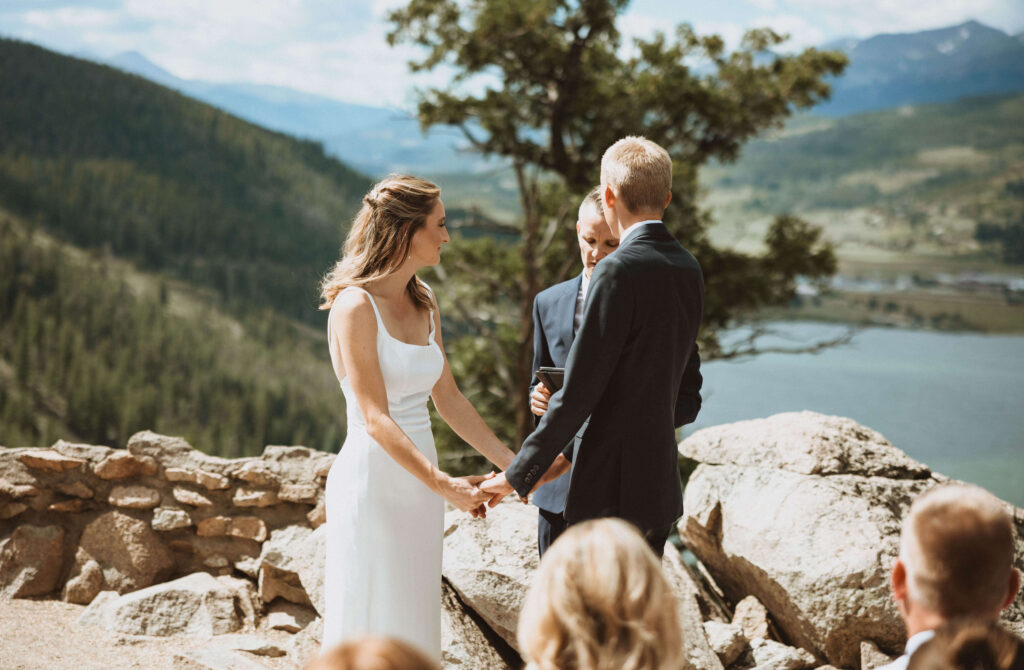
left=687, top=322, right=1024, bottom=507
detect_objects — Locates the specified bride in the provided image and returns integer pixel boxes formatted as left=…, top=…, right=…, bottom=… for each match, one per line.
left=318, top=175, right=516, bottom=661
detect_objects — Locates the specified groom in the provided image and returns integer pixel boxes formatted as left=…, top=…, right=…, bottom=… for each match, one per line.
left=529, top=185, right=619, bottom=556
left=482, top=136, right=704, bottom=556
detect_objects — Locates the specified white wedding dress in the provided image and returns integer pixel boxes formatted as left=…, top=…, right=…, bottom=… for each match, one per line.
left=322, top=286, right=445, bottom=661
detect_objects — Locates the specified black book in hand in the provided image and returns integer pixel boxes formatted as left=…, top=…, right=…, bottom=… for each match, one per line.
left=535, top=367, right=565, bottom=392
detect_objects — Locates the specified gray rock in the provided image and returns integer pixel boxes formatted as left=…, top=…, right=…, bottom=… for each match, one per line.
left=679, top=412, right=938, bottom=667
left=278, top=483, right=318, bottom=504
left=442, top=500, right=539, bottom=648
left=152, top=507, right=193, bottom=531
left=266, top=601, right=317, bottom=633
left=229, top=461, right=280, bottom=488
left=861, top=640, right=898, bottom=670
left=197, top=516, right=268, bottom=542
left=77, top=572, right=251, bottom=637
left=703, top=621, right=748, bottom=667
left=76, top=510, right=175, bottom=593
left=285, top=617, right=323, bottom=668
left=0, top=524, right=65, bottom=598
left=295, top=526, right=326, bottom=616
left=255, top=525, right=318, bottom=608
left=0, top=502, right=28, bottom=519
left=165, top=468, right=231, bottom=491
left=173, top=486, right=215, bottom=507
left=662, top=547, right=726, bottom=670
left=259, top=560, right=309, bottom=606
left=62, top=556, right=105, bottom=604
left=108, top=485, right=161, bottom=509
left=306, top=501, right=326, bottom=528
left=233, top=488, right=278, bottom=508
left=678, top=411, right=931, bottom=479
left=750, top=638, right=817, bottom=670
left=94, top=451, right=157, bottom=479
left=733, top=595, right=771, bottom=641
left=56, top=481, right=95, bottom=498
left=19, top=449, right=86, bottom=472
left=442, top=580, right=513, bottom=669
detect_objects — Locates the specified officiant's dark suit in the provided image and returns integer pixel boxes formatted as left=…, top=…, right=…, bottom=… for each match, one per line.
left=506, top=222, right=704, bottom=555
left=528, top=273, right=582, bottom=556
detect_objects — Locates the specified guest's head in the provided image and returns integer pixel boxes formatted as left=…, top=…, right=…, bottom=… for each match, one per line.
left=907, top=619, right=1024, bottom=670
left=517, top=517, right=683, bottom=670
left=576, top=185, right=618, bottom=278
left=319, top=174, right=446, bottom=310
left=892, top=484, right=1020, bottom=636
left=599, top=136, right=672, bottom=231
left=306, top=636, right=439, bottom=670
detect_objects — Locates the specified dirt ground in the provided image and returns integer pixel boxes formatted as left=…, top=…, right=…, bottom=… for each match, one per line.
left=0, top=598, right=305, bottom=670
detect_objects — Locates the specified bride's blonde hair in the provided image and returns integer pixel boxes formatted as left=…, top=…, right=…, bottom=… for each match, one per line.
left=319, top=175, right=440, bottom=311
left=518, top=518, right=683, bottom=670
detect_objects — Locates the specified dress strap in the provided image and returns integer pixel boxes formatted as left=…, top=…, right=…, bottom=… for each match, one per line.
left=339, top=286, right=384, bottom=327
left=418, top=279, right=436, bottom=339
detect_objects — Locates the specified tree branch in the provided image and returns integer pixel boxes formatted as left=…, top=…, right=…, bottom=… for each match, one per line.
left=714, top=324, right=858, bottom=361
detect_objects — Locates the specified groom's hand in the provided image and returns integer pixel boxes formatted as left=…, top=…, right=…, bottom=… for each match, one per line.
left=533, top=454, right=571, bottom=493
left=479, top=472, right=518, bottom=507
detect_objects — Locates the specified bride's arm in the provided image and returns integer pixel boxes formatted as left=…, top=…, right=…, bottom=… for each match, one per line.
left=331, top=291, right=488, bottom=512
left=428, top=296, right=516, bottom=471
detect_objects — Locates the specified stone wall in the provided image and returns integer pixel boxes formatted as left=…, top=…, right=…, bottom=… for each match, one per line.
left=0, top=430, right=333, bottom=605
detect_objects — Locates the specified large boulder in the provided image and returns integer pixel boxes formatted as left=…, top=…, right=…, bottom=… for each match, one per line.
left=677, top=411, right=1024, bottom=669
left=255, top=524, right=318, bottom=607
left=442, top=580, right=515, bottom=669
left=663, top=548, right=726, bottom=670
left=441, top=499, right=722, bottom=669
left=295, top=525, right=326, bottom=615
left=78, top=572, right=256, bottom=636
left=441, top=501, right=539, bottom=648
left=76, top=510, right=175, bottom=593
left=0, top=524, right=65, bottom=598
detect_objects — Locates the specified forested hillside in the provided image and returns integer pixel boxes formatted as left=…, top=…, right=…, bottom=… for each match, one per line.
left=0, top=210, right=343, bottom=455
left=705, top=93, right=1024, bottom=263
left=0, top=38, right=370, bottom=324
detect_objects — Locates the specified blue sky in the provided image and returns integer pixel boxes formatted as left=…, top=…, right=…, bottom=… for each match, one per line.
left=2, top=0, right=1022, bottom=108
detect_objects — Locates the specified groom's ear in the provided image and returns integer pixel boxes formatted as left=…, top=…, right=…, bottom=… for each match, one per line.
left=603, top=185, right=616, bottom=210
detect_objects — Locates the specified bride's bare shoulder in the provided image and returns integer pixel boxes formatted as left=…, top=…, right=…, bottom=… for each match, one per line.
left=329, top=288, right=377, bottom=333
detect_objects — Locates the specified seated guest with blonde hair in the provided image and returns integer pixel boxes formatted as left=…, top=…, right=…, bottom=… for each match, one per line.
left=907, top=619, right=1024, bottom=670
left=306, top=636, right=439, bottom=670
left=517, top=518, right=683, bottom=670
left=880, top=483, right=1022, bottom=670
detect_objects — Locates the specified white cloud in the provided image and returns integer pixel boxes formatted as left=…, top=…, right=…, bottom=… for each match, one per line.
left=22, top=6, right=119, bottom=29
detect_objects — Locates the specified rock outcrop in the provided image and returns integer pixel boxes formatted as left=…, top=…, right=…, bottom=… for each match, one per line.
left=4, top=414, right=1023, bottom=670
left=678, top=411, right=1024, bottom=669
left=79, top=572, right=258, bottom=637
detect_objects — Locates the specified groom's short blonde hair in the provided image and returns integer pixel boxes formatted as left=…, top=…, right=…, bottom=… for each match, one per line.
left=600, top=136, right=672, bottom=215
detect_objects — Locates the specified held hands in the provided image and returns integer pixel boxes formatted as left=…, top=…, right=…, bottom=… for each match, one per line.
left=530, top=382, right=552, bottom=417
left=478, top=454, right=571, bottom=508
left=444, top=474, right=493, bottom=519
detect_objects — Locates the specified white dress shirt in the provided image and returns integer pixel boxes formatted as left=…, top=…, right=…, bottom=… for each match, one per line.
left=875, top=629, right=936, bottom=670
left=618, top=219, right=662, bottom=248
left=573, top=272, right=590, bottom=334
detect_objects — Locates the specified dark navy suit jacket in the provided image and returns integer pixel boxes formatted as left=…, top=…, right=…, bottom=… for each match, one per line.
left=528, top=273, right=583, bottom=514
left=508, top=223, right=703, bottom=532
